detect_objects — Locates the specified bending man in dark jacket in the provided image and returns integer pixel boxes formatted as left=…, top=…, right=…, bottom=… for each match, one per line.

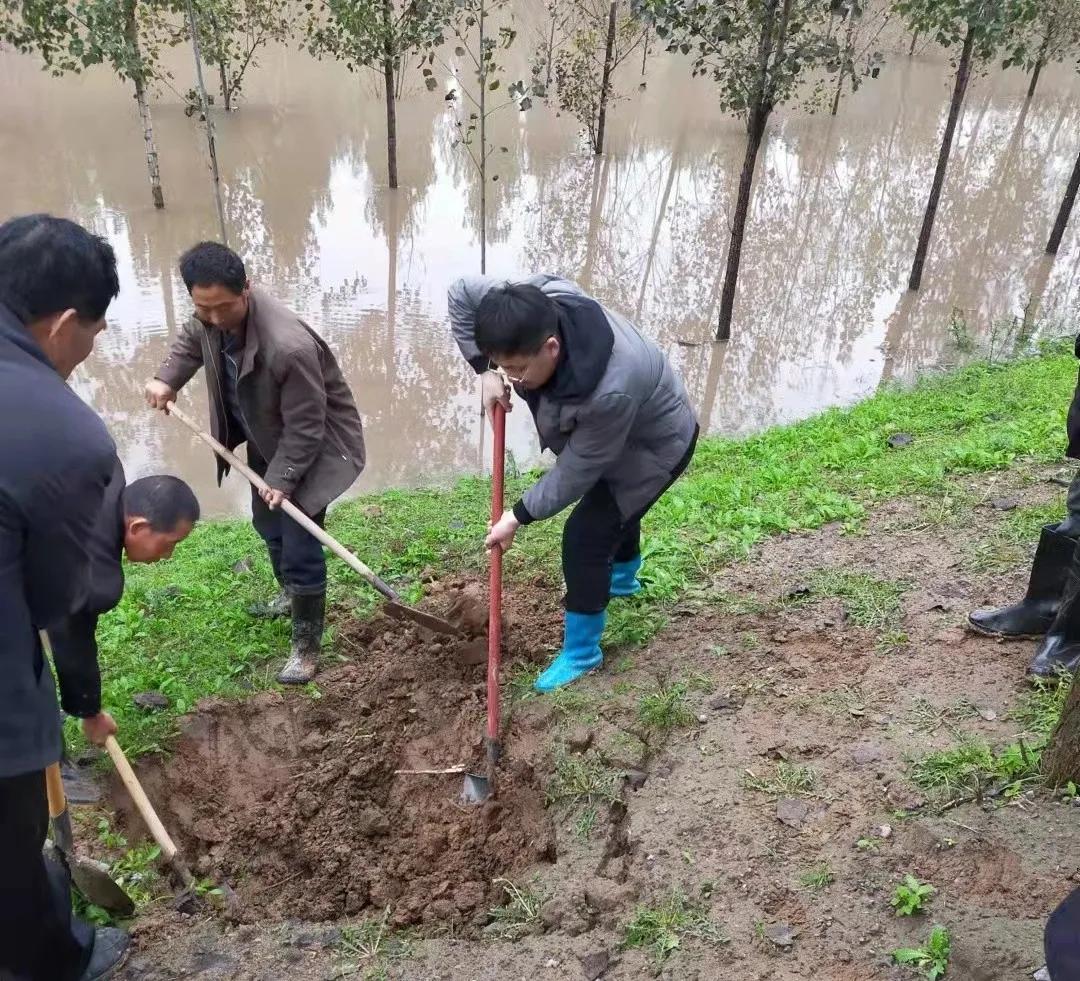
left=0, top=214, right=127, bottom=981
left=449, top=274, right=698, bottom=692
left=145, top=242, right=366, bottom=684
left=50, top=466, right=199, bottom=749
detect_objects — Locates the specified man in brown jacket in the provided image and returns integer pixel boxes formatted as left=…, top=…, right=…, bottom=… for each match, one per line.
left=145, top=242, right=365, bottom=684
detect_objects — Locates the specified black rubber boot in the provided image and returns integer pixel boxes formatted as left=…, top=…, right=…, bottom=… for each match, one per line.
left=277, top=592, right=324, bottom=685
left=1030, top=543, right=1080, bottom=676
left=969, top=524, right=1076, bottom=637
left=248, top=584, right=291, bottom=620
left=79, top=927, right=130, bottom=981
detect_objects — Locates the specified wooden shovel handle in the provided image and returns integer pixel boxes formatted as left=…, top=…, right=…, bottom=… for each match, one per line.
left=104, top=735, right=178, bottom=863
left=165, top=402, right=401, bottom=603
left=45, top=762, right=66, bottom=821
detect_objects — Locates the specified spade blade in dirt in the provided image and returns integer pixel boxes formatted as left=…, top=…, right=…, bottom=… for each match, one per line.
left=462, top=773, right=491, bottom=803
left=383, top=601, right=460, bottom=637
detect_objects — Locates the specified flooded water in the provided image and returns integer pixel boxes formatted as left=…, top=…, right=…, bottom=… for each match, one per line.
left=2, top=19, right=1079, bottom=516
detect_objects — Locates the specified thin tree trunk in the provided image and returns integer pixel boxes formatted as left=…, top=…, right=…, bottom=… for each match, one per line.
left=1027, top=36, right=1049, bottom=101
left=381, top=0, right=399, bottom=189
left=716, top=107, right=768, bottom=341
left=219, top=60, right=231, bottom=111
left=1048, top=144, right=1080, bottom=255
left=125, top=1, right=164, bottom=209
left=908, top=30, right=918, bottom=57
left=479, top=0, right=487, bottom=273
left=546, top=2, right=556, bottom=90
left=594, top=1, right=618, bottom=156
left=908, top=24, right=974, bottom=292
left=635, top=142, right=681, bottom=321
left=641, top=25, right=649, bottom=75
left=831, top=9, right=856, bottom=117
left=186, top=0, right=228, bottom=244
left=1043, top=675, right=1080, bottom=787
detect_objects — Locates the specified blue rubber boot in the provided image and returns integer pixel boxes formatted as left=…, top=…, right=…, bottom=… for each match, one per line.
left=610, top=555, right=643, bottom=598
left=535, top=611, right=606, bottom=692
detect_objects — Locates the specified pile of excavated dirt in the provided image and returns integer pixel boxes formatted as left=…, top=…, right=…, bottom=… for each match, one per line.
left=112, top=578, right=563, bottom=928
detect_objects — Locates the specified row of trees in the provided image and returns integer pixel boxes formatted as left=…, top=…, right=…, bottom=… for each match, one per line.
left=1, top=0, right=1079, bottom=336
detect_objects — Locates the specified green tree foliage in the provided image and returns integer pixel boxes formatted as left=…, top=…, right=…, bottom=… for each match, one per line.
left=305, top=0, right=453, bottom=188
left=1009, top=0, right=1080, bottom=100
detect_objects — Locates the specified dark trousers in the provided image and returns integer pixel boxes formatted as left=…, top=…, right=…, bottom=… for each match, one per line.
left=0, top=770, right=93, bottom=981
left=562, top=428, right=699, bottom=614
left=1046, top=886, right=1080, bottom=980
left=248, top=448, right=327, bottom=596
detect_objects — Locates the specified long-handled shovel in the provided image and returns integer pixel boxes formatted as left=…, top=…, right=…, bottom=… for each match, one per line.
left=45, top=763, right=135, bottom=916
left=165, top=402, right=458, bottom=637
left=463, top=403, right=506, bottom=804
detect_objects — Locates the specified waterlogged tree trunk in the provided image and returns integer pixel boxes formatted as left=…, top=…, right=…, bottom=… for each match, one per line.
left=908, top=24, right=975, bottom=292
left=125, top=2, right=164, bottom=209
left=218, top=60, right=232, bottom=111
left=716, top=105, right=768, bottom=341
left=594, top=0, right=617, bottom=155
left=478, top=0, right=487, bottom=273
left=381, top=0, right=399, bottom=189
left=186, top=0, right=228, bottom=243
left=1027, top=36, right=1049, bottom=101
left=831, top=8, right=856, bottom=117
left=1043, top=676, right=1080, bottom=786
left=908, top=29, right=918, bottom=56
left=1047, top=143, right=1080, bottom=255
left=546, top=1, right=557, bottom=90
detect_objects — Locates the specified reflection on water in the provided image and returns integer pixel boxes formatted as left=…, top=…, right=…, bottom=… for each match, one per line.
left=1, top=25, right=1078, bottom=516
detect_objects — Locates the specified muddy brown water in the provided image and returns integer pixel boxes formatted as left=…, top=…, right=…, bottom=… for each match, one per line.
left=2, top=20, right=1079, bottom=516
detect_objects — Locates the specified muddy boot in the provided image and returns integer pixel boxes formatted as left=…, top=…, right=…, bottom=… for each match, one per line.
left=535, top=611, right=606, bottom=693
left=1029, top=544, right=1080, bottom=676
left=248, top=584, right=291, bottom=620
left=79, top=927, right=130, bottom=981
left=277, top=592, right=324, bottom=685
left=969, top=524, right=1075, bottom=637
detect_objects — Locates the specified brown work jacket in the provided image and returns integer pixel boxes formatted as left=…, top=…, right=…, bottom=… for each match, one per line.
left=156, top=287, right=366, bottom=515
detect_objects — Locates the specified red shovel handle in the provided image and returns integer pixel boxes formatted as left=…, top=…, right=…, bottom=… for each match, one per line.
left=488, top=404, right=506, bottom=752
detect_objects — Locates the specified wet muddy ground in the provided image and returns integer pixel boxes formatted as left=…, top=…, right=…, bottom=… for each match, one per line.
left=107, top=462, right=1080, bottom=980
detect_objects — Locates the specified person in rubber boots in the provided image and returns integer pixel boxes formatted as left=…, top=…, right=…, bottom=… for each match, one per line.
left=144, top=243, right=366, bottom=685
left=448, top=274, right=698, bottom=692
left=51, top=467, right=199, bottom=805
left=0, top=215, right=129, bottom=981
left=969, top=333, right=1080, bottom=676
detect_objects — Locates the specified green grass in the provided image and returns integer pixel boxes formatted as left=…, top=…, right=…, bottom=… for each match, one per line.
left=808, top=569, right=908, bottom=629
left=967, top=501, right=1066, bottom=573
left=337, top=909, right=414, bottom=980
left=798, top=862, right=835, bottom=891
left=546, top=754, right=621, bottom=808
left=743, top=762, right=817, bottom=797
left=910, top=736, right=1041, bottom=803
left=92, top=343, right=1079, bottom=757
left=637, top=680, right=695, bottom=732
left=486, top=878, right=546, bottom=938
left=622, top=891, right=727, bottom=966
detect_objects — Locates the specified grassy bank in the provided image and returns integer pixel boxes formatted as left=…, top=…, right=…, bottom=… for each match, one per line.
left=94, top=344, right=1079, bottom=756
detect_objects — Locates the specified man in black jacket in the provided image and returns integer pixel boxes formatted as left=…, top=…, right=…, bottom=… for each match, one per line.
left=51, top=467, right=199, bottom=797
left=0, top=214, right=128, bottom=981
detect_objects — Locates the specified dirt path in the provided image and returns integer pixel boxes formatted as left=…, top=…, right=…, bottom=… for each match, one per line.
left=115, top=464, right=1080, bottom=981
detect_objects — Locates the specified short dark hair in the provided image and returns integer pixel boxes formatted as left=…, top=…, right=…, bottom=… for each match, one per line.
left=0, top=214, right=119, bottom=324
left=124, top=476, right=201, bottom=532
left=179, top=241, right=247, bottom=294
left=474, top=284, right=559, bottom=357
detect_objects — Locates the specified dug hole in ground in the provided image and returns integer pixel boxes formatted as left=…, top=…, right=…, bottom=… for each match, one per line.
left=108, top=466, right=1079, bottom=981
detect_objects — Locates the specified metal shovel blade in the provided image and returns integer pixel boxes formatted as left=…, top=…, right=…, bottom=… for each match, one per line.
left=462, top=772, right=491, bottom=804
left=71, top=857, right=136, bottom=916
left=384, top=601, right=460, bottom=637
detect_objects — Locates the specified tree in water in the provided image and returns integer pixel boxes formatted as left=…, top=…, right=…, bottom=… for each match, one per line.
left=1047, top=141, right=1080, bottom=256
left=305, top=0, right=453, bottom=190
left=1009, top=0, right=1080, bottom=102
left=534, top=0, right=647, bottom=155
left=187, top=0, right=293, bottom=112
left=639, top=0, right=881, bottom=340
left=442, top=0, right=531, bottom=272
left=828, top=0, right=889, bottom=117
left=895, top=0, right=1037, bottom=292
left=0, top=0, right=174, bottom=208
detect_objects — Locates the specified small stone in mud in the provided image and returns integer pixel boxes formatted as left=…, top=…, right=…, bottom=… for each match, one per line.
left=765, top=923, right=798, bottom=949
left=851, top=743, right=884, bottom=765
left=453, top=880, right=486, bottom=913
left=132, top=691, right=169, bottom=712
left=296, top=791, right=321, bottom=819
left=567, top=727, right=594, bottom=753
left=775, top=798, right=810, bottom=829
left=709, top=693, right=743, bottom=712
left=887, top=432, right=914, bottom=448
left=354, top=808, right=390, bottom=837
left=990, top=497, right=1020, bottom=511
left=624, top=769, right=647, bottom=791
left=578, top=948, right=611, bottom=981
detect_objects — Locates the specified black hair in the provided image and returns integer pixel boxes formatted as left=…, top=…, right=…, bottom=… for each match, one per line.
left=474, top=283, right=559, bottom=357
left=124, top=475, right=201, bottom=532
left=179, top=241, right=247, bottom=295
left=0, top=214, right=119, bottom=325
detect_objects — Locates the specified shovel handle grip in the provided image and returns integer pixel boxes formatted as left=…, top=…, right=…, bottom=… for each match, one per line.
left=165, top=403, right=400, bottom=603
left=488, top=404, right=505, bottom=752
left=104, top=736, right=178, bottom=863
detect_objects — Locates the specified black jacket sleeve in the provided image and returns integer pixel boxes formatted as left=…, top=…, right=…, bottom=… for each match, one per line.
left=47, top=612, right=102, bottom=718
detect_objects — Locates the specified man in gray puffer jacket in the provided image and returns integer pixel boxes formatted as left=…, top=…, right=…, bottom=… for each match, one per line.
left=449, top=274, right=698, bottom=691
